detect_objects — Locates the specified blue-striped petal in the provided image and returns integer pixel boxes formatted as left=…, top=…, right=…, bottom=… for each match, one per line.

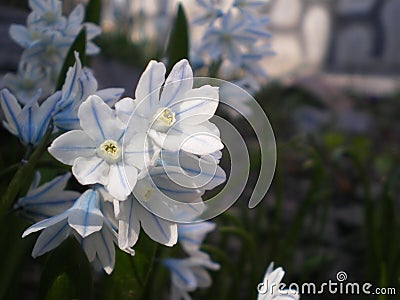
left=68, top=189, right=104, bottom=238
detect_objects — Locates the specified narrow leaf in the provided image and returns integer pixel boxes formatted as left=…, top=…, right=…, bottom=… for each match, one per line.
left=56, top=28, right=87, bottom=90
left=165, top=3, right=189, bottom=73
left=85, top=0, right=102, bottom=25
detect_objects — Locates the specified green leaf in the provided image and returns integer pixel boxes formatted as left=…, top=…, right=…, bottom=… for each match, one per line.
left=165, top=3, right=189, bottom=73
left=85, top=0, right=102, bottom=25
left=0, top=215, right=33, bottom=300
left=56, top=28, right=87, bottom=90
left=44, top=273, right=71, bottom=300
left=102, top=234, right=158, bottom=300
left=39, top=238, right=92, bottom=300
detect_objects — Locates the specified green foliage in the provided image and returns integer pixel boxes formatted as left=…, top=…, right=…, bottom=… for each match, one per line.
left=165, top=3, right=189, bottom=73
left=85, top=0, right=102, bottom=25
left=102, top=234, right=158, bottom=300
left=39, top=239, right=92, bottom=300
left=56, top=28, right=87, bottom=90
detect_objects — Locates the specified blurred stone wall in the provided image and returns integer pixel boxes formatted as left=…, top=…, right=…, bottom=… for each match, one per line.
left=266, top=0, right=400, bottom=77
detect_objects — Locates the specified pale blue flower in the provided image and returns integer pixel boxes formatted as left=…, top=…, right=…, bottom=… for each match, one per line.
left=22, top=189, right=132, bottom=274
left=233, top=0, right=268, bottom=16
left=0, top=88, right=59, bottom=146
left=178, top=222, right=216, bottom=255
left=14, top=172, right=80, bottom=222
left=63, top=4, right=102, bottom=55
left=163, top=251, right=220, bottom=300
left=52, top=52, right=124, bottom=131
left=3, top=61, right=52, bottom=105
left=192, top=0, right=224, bottom=25
left=27, top=0, right=66, bottom=31
left=49, top=95, right=141, bottom=201
left=201, top=8, right=257, bottom=63
left=116, top=59, right=223, bottom=155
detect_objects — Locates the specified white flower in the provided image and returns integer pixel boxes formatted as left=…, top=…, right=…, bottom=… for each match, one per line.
left=3, top=61, right=52, bottom=104
left=22, top=189, right=132, bottom=274
left=49, top=95, right=144, bottom=200
left=115, top=148, right=226, bottom=249
left=14, top=172, right=80, bottom=222
left=258, top=262, right=300, bottom=300
left=178, top=222, right=216, bottom=255
left=201, top=8, right=257, bottom=63
left=53, top=52, right=124, bottom=131
left=0, top=88, right=59, bottom=146
left=63, top=4, right=102, bottom=55
left=163, top=251, right=220, bottom=300
left=116, top=59, right=223, bottom=155
left=27, top=0, right=66, bottom=31
left=191, top=0, right=224, bottom=25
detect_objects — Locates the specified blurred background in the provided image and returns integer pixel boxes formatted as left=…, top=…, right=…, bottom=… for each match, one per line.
left=0, top=0, right=399, bottom=299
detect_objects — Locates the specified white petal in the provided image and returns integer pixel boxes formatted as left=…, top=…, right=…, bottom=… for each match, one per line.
left=31, top=220, right=70, bottom=258
left=62, top=52, right=82, bottom=102
left=135, top=61, right=166, bottom=115
left=0, top=89, right=22, bottom=138
left=22, top=210, right=69, bottom=238
left=68, top=4, right=84, bottom=25
left=94, top=226, right=116, bottom=274
left=117, top=198, right=140, bottom=249
left=81, top=231, right=97, bottom=261
left=106, top=163, right=138, bottom=201
left=77, top=95, right=125, bottom=143
left=153, top=122, right=223, bottom=155
left=192, top=266, right=212, bottom=288
left=160, top=59, right=193, bottom=107
left=137, top=203, right=177, bottom=246
left=9, top=25, right=31, bottom=48
left=68, top=190, right=104, bottom=238
left=173, top=85, right=219, bottom=125
left=115, top=97, right=135, bottom=123
left=124, top=132, right=158, bottom=170
left=48, top=130, right=97, bottom=165
left=95, top=88, right=124, bottom=107
left=72, top=156, right=109, bottom=185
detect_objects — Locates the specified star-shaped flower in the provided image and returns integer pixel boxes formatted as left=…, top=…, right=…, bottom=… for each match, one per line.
left=0, top=88, right=59, bottom=146
left=49, top=95, right=144, bottom=200
left=116, top=59, right=224, bottom=156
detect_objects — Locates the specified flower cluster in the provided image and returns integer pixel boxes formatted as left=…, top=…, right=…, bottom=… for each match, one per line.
left=21, top=57, right=226, bottom=274
left=189, top=0, right=273, bottom=93
left=4, top=0, right=101, bottom=103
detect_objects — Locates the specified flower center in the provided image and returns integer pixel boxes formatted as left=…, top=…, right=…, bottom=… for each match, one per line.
left=97, top=139, right=122, bottom=163
left=152, top=107, right=176, bottom=132
left=43, top=11, right=57, bottom=24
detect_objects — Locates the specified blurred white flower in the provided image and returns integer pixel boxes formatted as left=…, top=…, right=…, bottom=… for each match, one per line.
left=3, top=61, right=52, bottom=104
left=163, top=251, right=220, bottom=300
left=258, top=262, right=300, bottom=300
left=178, top=222, right=216, bottom=255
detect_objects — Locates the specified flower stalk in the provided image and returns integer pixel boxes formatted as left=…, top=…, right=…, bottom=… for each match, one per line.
left=0, top=127, right=53, bottom=217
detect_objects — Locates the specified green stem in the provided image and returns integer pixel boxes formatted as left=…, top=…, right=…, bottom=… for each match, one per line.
left=0, top=128, right=52, bottom=217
